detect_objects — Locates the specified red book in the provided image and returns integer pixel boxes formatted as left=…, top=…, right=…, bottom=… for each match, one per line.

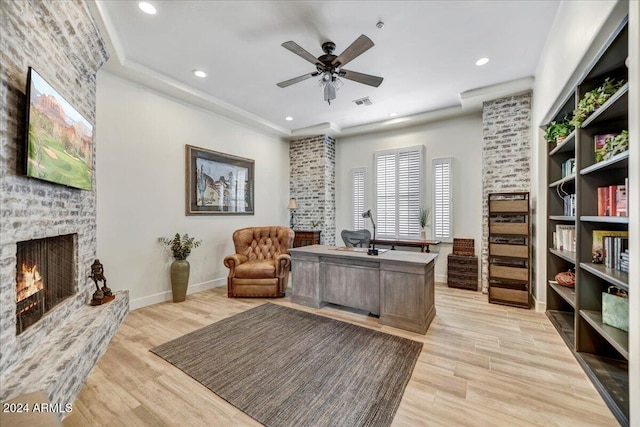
left=616, top=185, right=627, bottom=216
left=608, top=185, right=617, bottom=216
left=597, top=187, right=607, bottom=216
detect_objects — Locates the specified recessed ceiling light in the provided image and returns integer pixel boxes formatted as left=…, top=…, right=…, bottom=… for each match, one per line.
left=193, top=70, right=207, bottom=78
left=388, top=112, right=398, bottom=117
left=475, top=57, right=490, bottom=66
left=138, top=2, right=157, bottom=15
left=285, top=116, right=293, bottom=121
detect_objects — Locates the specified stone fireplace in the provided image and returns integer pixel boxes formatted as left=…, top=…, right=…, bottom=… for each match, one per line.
left=0, top=1, right=128, bottom=415
left=16, top=234, right=76, bottom=335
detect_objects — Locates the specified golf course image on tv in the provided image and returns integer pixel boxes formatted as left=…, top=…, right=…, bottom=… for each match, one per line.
left=25, top=67, right=93, bottom=190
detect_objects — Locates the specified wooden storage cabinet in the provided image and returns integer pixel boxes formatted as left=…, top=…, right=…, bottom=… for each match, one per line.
left=488, top=192, right=530, bottom=308
left=543, top=18, right=629, bottom=426
left=447, top=254, right=478, bottom=290
left=293, top=230, right=321, bottom=248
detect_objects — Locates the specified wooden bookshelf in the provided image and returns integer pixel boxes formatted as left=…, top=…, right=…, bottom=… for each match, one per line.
left=543, top=17, right=630, bottom=427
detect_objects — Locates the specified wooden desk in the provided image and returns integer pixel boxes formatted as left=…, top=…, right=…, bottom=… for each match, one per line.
left=371, top=238, right=441, bottom=253
left=289, top=245, right=437, bottom=334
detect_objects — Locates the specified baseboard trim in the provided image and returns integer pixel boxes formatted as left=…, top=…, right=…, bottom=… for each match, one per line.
left=533, top=295, right=546, bottom=313
left=129, top=278, right=226, bottom=311
left=436, top=273, right=447, bottom=283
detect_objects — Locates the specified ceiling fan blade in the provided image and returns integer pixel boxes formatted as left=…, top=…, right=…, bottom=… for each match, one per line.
left=281, top=41, right=323, bottom=67
left=339, top=69, right=383, bottom=87
left=277, top=72, right=318, bottom=88
left=332, top=34, right=374, bottom=67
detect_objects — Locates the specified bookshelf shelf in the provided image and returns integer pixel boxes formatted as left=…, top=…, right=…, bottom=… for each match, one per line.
left=580, top=151, right=629, bottom=175
left=580, top=262, right=629, bottom=290
left=549, top=130, right=576, bottom=156
left=581, top=83, right=629, bottom=128
left=580, top=216, right=629, bottom=224
left=544, top=17, right=629, bottom=427
left=549, top=281, right=576, bottom=308
left=548, top=215, right=576, bottom=221
left=548, top=174, right=576, bottom=188
left=549, top=248, right=576, bottom=263
left=580, top=310, right=629, bottom=359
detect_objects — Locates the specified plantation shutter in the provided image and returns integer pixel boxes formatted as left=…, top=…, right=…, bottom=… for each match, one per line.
left=398, top=149, right=422, bottom=238
left=433, top=157, right=453, bottom=241
left=375, top=152, right=396, bottom=236
left=374, top=146, right=424, bottom=239
left=352, top=168, right=366, bottom=229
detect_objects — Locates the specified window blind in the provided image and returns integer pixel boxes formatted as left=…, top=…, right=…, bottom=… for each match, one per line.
left=433, top=157, right=453, bottom=241
left=352, top=168, right=365, bottom=229
left=374, top=146, right=424, bottom=239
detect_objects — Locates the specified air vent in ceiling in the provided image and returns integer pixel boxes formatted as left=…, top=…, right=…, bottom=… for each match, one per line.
left=353, top=97, right=374, bottom=106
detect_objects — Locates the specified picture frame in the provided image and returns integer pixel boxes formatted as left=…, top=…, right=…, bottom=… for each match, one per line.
left=185, top=145, right=254, bottom=215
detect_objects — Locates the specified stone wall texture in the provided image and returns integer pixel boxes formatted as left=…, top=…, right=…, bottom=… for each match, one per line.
left=289, top=135, right=336, bottom=245
left=0, top=0, right=109, bottom=390
left=481, top=93, right=532, bottom=293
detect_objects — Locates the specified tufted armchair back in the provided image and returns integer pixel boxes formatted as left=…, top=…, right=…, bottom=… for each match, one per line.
left=232, top=226, right=295, bottom=260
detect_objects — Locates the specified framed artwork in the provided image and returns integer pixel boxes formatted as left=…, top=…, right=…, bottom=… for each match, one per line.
left=185, top=145, right=254, bottom=215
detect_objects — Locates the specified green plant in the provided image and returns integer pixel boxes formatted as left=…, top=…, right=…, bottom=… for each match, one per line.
left=160, top=233, right=202, bottom=260
left=420, top=208, right=431, bottom=229
left=570, top=78, right=626, bottom=128
left=602, top=130, right=629, bottom=161
left=544, top=118, right=573, bottom=143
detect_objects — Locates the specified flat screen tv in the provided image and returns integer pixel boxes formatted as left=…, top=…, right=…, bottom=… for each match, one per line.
left=25, top=67, right=93, bottom=190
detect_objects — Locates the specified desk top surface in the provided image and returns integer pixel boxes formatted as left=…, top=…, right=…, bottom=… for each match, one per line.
left=371, top=238, right=441, bottom=246
left=289, top=245, right=437, bottom=265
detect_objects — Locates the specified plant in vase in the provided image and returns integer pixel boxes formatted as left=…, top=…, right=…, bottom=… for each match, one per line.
left=420, top=208, right=431, bottom=240
left=602, top=130, right=629, bottom=161
left=160, top=233, right=202, bottom=302
left=544, top=118, right=573, bottom=145
left=570, top=78, right=626, bottom=128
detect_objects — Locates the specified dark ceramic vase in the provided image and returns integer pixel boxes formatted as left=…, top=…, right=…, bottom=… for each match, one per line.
left=170, top=259, right=190, bottom=302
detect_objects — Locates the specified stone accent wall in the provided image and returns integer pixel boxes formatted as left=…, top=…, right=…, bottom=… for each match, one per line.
left=0, top=0, right=109, bottom=379
left=289, top=135, right=336, bottom=245
left=481, top=93, right=532, bottom=293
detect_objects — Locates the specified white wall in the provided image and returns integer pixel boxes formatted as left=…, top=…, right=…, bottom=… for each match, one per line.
left=335, top=113, right=483, bottom=282
left=96, top=72, right=290, bottom=309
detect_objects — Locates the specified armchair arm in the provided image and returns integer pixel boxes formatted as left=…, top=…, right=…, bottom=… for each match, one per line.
left=224, top=254, right=248, bottom=275
left=275, top=253, right=291, bottom=276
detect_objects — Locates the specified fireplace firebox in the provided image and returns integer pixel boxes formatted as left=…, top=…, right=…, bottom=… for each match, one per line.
left=16, top=234, right=76, bottom=335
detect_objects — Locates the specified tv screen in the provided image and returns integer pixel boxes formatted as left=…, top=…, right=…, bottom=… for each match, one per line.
left=25, top=67, right=93, bottom=190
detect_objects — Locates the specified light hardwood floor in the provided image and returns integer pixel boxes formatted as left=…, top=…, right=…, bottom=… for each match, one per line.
left=63, top=284, right=618, bottom=426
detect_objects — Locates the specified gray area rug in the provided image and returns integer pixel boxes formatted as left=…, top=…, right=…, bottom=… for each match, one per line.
left=150, top=303, right=423, bottom=427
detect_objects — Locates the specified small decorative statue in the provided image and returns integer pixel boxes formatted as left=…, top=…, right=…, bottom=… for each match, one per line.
left=89, top=259, right=111, bottom=301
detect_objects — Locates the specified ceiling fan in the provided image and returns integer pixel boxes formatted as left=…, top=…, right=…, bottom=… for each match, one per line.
left=277, top=34, right=384, bottom=104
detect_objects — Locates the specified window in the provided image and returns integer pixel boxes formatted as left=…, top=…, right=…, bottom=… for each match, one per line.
left=374, top=146, right=424, bottom=239
left=351, top=168, right=366, bottom=229
left=433, top=157, right=453, bottom=242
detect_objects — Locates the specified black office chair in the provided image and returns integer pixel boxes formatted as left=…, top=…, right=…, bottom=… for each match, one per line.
left=341, top=229, right=372, bottom=248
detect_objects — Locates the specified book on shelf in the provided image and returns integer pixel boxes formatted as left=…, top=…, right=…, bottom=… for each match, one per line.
left=592, top=230, right=629, bottom=264
left=563, top=194, right=576, bottom=216
left=603, top=236, right=628, bottom=270
left=620, top=249, right=629, bottom=273
left=554, top=224, right=576, bottom=252
left=596, top=183, right=628, bottom=217
left=594, top=133, right=617, bottom=163
left=561, top=158, right=575, bottom=178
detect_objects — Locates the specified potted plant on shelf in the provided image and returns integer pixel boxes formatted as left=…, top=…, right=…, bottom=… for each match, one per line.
left=160, top=233, right=202, bottom=302
left=570, top=77, right=626, bottom=128
left=544, top=119, right=573, bottom=145
left=420, top=208, right=431, bottom=240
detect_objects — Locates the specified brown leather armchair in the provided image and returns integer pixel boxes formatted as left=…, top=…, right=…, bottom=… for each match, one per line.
left=224, top=226, right=295, bottom=298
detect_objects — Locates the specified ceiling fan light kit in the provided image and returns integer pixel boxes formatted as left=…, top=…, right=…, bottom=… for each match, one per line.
left=277, top=34, right=383, bottom=105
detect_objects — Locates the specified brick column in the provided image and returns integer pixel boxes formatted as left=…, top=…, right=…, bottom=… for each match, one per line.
left=481, top=93, right=532, bottom=293
left=289, top=135, right=336, bottom=245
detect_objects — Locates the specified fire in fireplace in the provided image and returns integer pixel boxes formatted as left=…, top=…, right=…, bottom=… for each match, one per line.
left=16, top=234, right=76, bottom=335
